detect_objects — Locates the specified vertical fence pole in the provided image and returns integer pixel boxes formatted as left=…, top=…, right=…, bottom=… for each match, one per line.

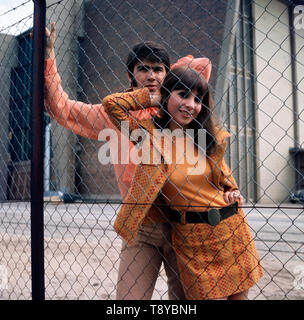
left=31, top=0, right=46, bottom=300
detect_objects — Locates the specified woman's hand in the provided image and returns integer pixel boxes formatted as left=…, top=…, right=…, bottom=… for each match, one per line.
left=45, top=22, right=56, bottom=59
left=223, top=190, right=244, bottom=206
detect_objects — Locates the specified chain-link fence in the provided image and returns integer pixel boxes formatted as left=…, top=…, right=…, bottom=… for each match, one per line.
left=0, top=0, right=304, bottom=300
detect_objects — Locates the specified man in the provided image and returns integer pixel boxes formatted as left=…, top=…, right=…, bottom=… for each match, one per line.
left=44, top=22, right=211, bottom=299
left=44, top=22, right=185, bottom=299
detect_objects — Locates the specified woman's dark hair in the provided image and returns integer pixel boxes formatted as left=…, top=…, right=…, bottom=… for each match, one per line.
left=154, top=67, right=219, bottom=155
left=126, top=41, right=170, bottom=87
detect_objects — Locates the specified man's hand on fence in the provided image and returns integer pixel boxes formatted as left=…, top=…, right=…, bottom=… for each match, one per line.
left=45, top=22, right=56, bottom=60
left=30, top=22, right=56, bottom=59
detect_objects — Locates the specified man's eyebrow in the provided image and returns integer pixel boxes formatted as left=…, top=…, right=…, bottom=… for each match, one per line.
left=137, top=64, right=164, bottom=70
left=137, top=64, right=151, bottom=69
left=152, top=66, right=165, bottom=70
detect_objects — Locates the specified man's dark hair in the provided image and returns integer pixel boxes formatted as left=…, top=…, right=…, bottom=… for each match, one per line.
left=126, top=41, right=170, bottom=86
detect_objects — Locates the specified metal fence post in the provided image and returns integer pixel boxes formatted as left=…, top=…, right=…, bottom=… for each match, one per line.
left=31, top=0, right=46, bottom=300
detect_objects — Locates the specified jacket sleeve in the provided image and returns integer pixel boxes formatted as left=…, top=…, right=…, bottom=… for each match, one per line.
left=44, top=58, right=112, bottom=139
left=219, top=158, right=239, bottom=193
left=102, top=88, right=152, bottom=136
left=211, top=129, right=239, bottom=193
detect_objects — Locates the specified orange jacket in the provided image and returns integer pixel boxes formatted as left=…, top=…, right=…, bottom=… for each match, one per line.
left=103, top=88, right=239, bottom=245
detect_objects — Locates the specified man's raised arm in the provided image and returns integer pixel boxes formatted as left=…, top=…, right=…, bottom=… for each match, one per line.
left=44, top=22, right=111, bottom=139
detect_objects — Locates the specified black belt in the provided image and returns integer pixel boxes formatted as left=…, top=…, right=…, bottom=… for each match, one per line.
left=169, top=202, right=238, bottom=226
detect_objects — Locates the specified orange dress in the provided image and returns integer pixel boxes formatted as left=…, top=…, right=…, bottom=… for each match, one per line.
left=162, top=135, right=228, bottom=210
left=162, top=135, right=263, bottom=299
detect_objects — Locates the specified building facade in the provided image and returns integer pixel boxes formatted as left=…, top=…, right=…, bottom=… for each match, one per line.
left=0, top=0, right=303, bottom=203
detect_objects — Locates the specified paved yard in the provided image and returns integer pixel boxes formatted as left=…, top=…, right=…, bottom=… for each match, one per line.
left=0, top=202, right=304, bottom=300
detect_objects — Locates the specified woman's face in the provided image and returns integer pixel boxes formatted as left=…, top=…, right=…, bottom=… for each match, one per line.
left=167, top=89, right=202, bottom=130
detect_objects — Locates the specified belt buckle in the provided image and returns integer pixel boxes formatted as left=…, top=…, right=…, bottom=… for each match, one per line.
left=207, top=208, right=221, bottom=226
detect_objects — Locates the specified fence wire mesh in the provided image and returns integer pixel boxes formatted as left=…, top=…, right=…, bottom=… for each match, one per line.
left=0, top=0, right=304, bottom=300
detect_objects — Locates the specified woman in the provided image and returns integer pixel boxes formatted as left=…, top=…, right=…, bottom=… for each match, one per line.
left=102, top=66, right=263, bottom=300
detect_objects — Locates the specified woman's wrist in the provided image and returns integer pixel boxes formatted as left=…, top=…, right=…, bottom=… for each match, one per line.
left=149, top=91, right=161, bottom=108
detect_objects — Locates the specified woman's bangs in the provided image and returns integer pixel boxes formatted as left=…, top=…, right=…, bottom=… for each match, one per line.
left=175, top=71, right=206, bottom=96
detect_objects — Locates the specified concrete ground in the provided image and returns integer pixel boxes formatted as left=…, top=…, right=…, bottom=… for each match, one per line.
left=0, top=201, right=304, bottom=300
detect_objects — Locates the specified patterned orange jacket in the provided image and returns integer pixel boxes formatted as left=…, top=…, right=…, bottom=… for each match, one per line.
left=103, top=88, right=239, bottom=245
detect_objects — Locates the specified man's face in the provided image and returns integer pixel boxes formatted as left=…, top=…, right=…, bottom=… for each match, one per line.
left=130, top=59, right=167, bottom=92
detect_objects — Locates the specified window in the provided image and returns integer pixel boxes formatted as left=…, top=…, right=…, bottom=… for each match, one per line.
left=9, top=32, right=32, bottom=162
left=223, top=0, right=257, bottom=201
